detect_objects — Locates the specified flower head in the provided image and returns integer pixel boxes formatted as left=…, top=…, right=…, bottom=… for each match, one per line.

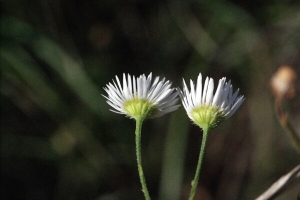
left=103, top=73, right=180, bottom=120
left=178, top=73, right=245, bottom=131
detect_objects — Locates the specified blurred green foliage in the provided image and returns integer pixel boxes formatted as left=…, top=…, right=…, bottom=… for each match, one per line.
left=1, top=0, right=300, bottom=200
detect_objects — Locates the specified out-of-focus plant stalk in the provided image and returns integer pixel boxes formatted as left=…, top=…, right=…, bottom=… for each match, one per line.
left=274, top=96, right=300, bottom=153
left=270, top=65, right=300, bottom=153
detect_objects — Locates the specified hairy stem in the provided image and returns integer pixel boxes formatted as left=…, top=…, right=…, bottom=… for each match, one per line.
left=188, top=127, right=209, bottom=200
left=135, top=118, right=151, bottom=200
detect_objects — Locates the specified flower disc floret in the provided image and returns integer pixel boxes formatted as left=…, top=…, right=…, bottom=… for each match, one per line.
left=178, top=73, right=245, bottom=130
left=103, top=73, right=180, bottom=120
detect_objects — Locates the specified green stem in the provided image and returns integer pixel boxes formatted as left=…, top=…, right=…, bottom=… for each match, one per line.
left=188, top=127, right=209, bottom=200
left=135, top=118, right=151, bottom=200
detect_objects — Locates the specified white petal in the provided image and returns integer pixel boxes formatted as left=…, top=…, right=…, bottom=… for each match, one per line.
left=227, top=96, right=245, bottom=118
left=127, top=74, right=133, bottom=98
left=190, top=80, right=196, bottom=107
left=195, top=74, right=203, bottom=106
left=229, top=88, right=240, bottom=106
left=202, top=77, right=209, bottom=104
left=133, top=75, right=137, bottom=97
left=212, top=77, right=225, bottom=107
left=205, top=78, right=214, bottom=105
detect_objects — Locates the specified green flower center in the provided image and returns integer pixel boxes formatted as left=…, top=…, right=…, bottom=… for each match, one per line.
left=123, top=99, right=157, bottom=120
left=190, top=106, right=225, bottom=131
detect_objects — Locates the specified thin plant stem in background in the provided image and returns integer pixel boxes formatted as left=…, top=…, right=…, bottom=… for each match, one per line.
left=270, top=65, right=300, bottom=153
left=275, top=97, right=300, bottom=153
left=177, top=73, right=245, bottom=199
left=103, top=73, right=180, bottom=199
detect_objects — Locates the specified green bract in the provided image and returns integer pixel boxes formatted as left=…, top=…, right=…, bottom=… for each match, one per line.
left=123, top=99, right=157, bottom=120
left=190, top=106, right=225, bottom=131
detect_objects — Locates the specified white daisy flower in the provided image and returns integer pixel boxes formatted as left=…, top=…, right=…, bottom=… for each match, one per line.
left=103, top=73, right=180, bottom=120
left=178, top=73, right=245, bottom=130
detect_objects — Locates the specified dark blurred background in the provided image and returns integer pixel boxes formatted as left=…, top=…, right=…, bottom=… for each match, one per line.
left=1, top=0, right=300, bottom=200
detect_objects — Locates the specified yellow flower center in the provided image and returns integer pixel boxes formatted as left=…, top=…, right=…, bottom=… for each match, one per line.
left=123, top=99, right=157, bottom=120
left=190, top=106, right=225, bottom=131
